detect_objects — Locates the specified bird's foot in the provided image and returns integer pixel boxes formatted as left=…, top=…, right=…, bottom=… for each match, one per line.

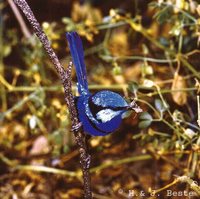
left=81, top=154, right=91, bottom=169
left=71, top=122, right=82, bottom=132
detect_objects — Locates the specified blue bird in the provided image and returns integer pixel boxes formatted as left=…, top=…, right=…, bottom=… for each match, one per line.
left=66, top=32, right=141, bottom=136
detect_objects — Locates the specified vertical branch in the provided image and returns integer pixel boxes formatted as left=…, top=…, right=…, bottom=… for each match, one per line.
left=0, top=0, right=7, bottom=111
left=0, top=0, right=3, bottom=74
left=7, top=0, right=31, bottom=38
left=13, top=0, right=92, bottom=198
left=197, top=95, right=200, bottom=127
left=13, top=0, right=65, bottom=78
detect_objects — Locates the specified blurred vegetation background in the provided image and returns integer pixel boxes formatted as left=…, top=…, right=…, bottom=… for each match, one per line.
left=0, top=0, right=200, bottom=198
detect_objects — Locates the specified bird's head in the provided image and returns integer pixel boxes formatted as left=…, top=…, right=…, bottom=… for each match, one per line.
left=88, top=90, right=142, bottom=123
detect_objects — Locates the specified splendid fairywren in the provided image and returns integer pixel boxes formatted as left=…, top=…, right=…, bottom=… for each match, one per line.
left=66, top=32, right=141, bottom=136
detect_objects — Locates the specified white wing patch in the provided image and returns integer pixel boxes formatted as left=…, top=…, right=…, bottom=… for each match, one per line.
left=96, top=109, right=121, bottom=123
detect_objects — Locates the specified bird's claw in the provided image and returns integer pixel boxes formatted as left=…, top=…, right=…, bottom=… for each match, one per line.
left=71, top=122, right=82, bottom=132
left=82, top=155, right=91, bottom=169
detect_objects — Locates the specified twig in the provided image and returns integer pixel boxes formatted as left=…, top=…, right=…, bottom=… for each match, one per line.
left=0, top=3, right=3, bottom=71
left=149, top=175, right=200, bottom=197
left=0, top=88, right=43, bottom=122
left=15, top=165, right=80, bottom=178
left=13, top=0, right=92, bottom=198
left=124, top=17, right=200, bottom=79
left=101, top=55, right=177, bottom=63
left=7, top=0, right=31, bottom=39
left=90, top=154, right=152, bottom=173
left=0, top=3, right=7, bottom=111
left=197, top=95, right=200, bottom=127
left=0, top=153, right=81, bottom=179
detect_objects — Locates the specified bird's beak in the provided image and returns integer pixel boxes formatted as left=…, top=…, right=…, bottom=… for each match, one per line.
left=126, top=100, right=142, bottom=113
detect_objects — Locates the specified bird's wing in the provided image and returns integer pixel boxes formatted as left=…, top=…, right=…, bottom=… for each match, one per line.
left=66, top=32, right=89, bottom=95
left=91, top=90, right=128, bottom=108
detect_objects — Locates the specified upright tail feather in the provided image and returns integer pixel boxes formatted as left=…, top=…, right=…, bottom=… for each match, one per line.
left=66, top=32, right=89, bottom=95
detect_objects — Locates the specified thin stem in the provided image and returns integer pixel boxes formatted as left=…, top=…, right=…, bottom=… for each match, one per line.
left=101, top=55, right=177, bottom=63
left=124, top=17, right=200, bottom=79
left=178, top=55, right=200, bottom=79
left=0, top=2, right=7, bottom=112
left=0, top=2, right=3, bottom=73
left=136, top=98, right=160, bottom=118
left=96, top=21, right=127, bottom=30
left=13, top=0, right=65, bottom=77
left=160, top=2, right=197, bottom=23
left=175, top=119, right=200, bottom=131
left=178, top=29, right=183, bottom=54
left=137, top=99, right=177, bottom=132
left=0, top=153, right=81, bottom=179
left=13, top=1, right=92, bottom=198
left=149, top=176, right=200, bottom=197
left=4, top=84, right=198, bottom=94
left=197, top=96, right=200, bottom=127
left=147, top=87, right=197, bottom=97
left=0, top=74, right=13, bottom=90
left=15, top=165, right=79, bottom=178
left=0, top=88, right=43, bottom=121
left=7, top=0, right=31, bottom=38
left=90, top=154, right=152, bottom=173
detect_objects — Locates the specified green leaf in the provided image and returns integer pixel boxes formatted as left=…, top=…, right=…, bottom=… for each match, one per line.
left=155, top=99, right=168, bottom=112
left=128, top=81, right=139, bottom=93
left=3, top=45, right=11, bottom=57
left=139, top=120, right=152, bottom=129
left=159, top=37, right=170, bottom=47
left=63, top=145, right=70, bottom=153
left=139, top=112, right=153, bottom=121
left=112, top=63, right=122, bottom=75
left=155, top=99, right=163, bottom=112
left=153, top=5, right=173, bottom=24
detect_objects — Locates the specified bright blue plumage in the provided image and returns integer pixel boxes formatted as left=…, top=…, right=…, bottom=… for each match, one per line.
left=66, top=32, right=89, bottom=95
left=66, top=32, right=136, bottom=136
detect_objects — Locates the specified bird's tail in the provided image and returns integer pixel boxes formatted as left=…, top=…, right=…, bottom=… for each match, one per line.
left=66, top=32, right=89, bottom=95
